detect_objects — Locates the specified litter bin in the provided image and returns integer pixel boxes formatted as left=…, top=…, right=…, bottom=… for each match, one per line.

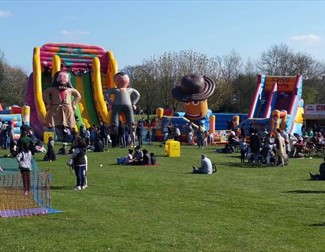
left=165, top=139, right=180, bottom=157
left=43, top=131, right=55, bottom=144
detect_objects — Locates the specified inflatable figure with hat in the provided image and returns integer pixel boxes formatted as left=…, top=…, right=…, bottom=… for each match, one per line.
left=105, top=72, right=140, bottom=129
left=172, top=74, right=215, bottom=121
left=42, top=71, right=81, bottom=129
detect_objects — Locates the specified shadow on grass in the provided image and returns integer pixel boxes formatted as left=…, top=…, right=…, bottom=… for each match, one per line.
left=285, top=190, right=325, bottom=194
left=309, top=223, right=325, bottom=227
left=219, top=161, right=267, bottom=169
left=51, top=186, right=74, bottom=191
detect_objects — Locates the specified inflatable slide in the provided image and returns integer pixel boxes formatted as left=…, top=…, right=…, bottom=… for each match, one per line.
left=25, top=43, right=118, bottom=138
left=240, top=75, right=304, bottom=135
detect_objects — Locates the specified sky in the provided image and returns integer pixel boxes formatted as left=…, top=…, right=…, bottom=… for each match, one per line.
left=1, top=0, right=325, bottom=74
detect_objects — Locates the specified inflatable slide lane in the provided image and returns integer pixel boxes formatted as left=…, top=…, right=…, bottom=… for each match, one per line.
left=240, top=75, right=304, bottom=135
left=26, top=43, right=118, bottom=139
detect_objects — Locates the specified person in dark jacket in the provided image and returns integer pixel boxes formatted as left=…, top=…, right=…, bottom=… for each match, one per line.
left=150, top=153, right=157, bottom=165
left=71, top=137, right=87, bottom=190
left=249, top=128, right=262, bottom=165
left=141, top=149, right=151, bottom=165
left=309, top=157, right=325, bottom=180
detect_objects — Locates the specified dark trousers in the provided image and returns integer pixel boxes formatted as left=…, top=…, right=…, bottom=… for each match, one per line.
left=74, top=165, right=86, bottom=187
left=20, top=169, right=31, bottom=193
left=240, top=150, right=246, bottom=163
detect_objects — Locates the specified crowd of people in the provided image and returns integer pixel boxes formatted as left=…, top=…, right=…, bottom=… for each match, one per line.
left=162, top=122, right=214, bottom=148
left=11, top=118, right=159, bottom=191
left=221, top=122, right=325, bottom=168
left=4, top=116, right=325, bottom=193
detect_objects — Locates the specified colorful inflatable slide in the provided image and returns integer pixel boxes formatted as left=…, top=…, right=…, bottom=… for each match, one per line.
left=25, top=43, right=118, bottom=138
left=240, top=75, right=304, bottom=135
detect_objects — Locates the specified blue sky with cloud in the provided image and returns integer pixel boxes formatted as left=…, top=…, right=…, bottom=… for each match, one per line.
left=1, top=1, right=324, bottom=74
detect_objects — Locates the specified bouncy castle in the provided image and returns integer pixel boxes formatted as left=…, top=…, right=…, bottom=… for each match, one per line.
left=239, top=75, right=304, bottom=135
left=25, top=43, right=118, bottom=139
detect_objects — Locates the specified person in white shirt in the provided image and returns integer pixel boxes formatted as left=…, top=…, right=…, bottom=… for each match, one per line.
left=192, top=154, right=213, bottom=174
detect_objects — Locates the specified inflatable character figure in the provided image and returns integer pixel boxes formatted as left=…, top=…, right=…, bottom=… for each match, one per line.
left=43, top=71, right=81, bottom=129
left=171, top=74, right=215, bottom=121
left=105, top=72, right=140, bottom=128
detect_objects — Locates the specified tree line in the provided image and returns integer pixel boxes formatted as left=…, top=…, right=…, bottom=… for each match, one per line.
left=0, top=44, right=324, bottom=114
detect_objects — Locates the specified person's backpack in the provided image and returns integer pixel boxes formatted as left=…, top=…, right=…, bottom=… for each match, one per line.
left=212, top=163, right=217, bottom=173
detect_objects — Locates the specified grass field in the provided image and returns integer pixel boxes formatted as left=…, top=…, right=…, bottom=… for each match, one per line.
left=1, top=142, right=325, bottom=251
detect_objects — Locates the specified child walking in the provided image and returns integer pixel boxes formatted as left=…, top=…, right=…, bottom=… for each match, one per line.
left=16, top=142, right=33, bottom=195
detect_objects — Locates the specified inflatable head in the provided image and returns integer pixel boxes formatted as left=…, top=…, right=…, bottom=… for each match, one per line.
left=114, top=72, right=130, bottom=89
left=52, top=71, right=73, bottom=90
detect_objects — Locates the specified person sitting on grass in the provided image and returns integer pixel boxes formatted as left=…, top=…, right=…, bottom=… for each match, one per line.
left=94, top=138, right=104, bottom=152
left=132, top=146, right=143, bottom=163
left=309, top=157, right=325, bottom=180
left=141, top=149, right=151, bottom=165
left=58, top=142, right=68, bottom=155
left=192, top=154, right=213, bottom=174
left=150, top=152, right=157, bottom=165
left=118, top=149, right=134, bottom=165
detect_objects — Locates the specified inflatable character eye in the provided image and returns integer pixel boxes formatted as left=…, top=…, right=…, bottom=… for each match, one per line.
left=192, top=101, right=199, bottom=105
left=185, top=102, right=190, bottom=105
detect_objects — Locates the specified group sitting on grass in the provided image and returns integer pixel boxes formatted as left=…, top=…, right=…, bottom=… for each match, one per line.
left=117, top=146, right=157, bottom=166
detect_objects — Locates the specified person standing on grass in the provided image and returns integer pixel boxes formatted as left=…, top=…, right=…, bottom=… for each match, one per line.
left=71, top=137, right=87, bottom=190
left=274, top=130, right=286, bottom=167
left=118, top=121, right=126, bottom=148
left=239, top=137, right=248, bottom=163
left=249, top=128, right=262, bottom=165
left=16, top=142, right=33, bottom=195
left=196, top=125, right=205, bottom=149
left=45, top=136, right=56, bottom=161
left=136, top=120, right=144, bottom=147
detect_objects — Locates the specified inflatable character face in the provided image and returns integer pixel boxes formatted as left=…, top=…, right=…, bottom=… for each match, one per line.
left=115, top=74, right=130, bottom=89
left=183, top=99, right=208, bottom=121
left=57, top=72, right=69, bottom=84
left=52, top=71, right=72, bottom=90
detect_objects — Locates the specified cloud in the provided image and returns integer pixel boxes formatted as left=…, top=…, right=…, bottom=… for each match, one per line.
left=0, top=10, right=12, bottom=17
left=61, top=30, right=90, bottom=36
left=60, top=30, right=90, bottom=40
left=290, top=34, right=322, bottom=45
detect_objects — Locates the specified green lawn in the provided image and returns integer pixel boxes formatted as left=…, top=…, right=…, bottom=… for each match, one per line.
left=1, top=143, right=325, bottom=252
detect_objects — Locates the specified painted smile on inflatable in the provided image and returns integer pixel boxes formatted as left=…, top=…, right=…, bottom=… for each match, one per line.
left=183, top=100, right=208, bottom=121
left=172, top=74, right=215, bottom=121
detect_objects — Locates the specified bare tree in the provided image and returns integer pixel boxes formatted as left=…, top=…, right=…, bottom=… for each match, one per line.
left=257, top=44, right=296, bottom=75
left=0, top=52, right=28, bottom=107
left=129, top=50, right=227, bottom=112
left=257, top=44, right=324, bottom=77
left=1, top=64, right=28, bottom=106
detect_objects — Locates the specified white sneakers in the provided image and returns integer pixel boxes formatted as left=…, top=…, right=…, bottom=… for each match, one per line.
left=74, top=185, right=87, bottom=190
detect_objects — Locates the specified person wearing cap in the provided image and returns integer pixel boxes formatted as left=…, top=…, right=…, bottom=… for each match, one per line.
left=192, top=154, right=213, bottom=174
